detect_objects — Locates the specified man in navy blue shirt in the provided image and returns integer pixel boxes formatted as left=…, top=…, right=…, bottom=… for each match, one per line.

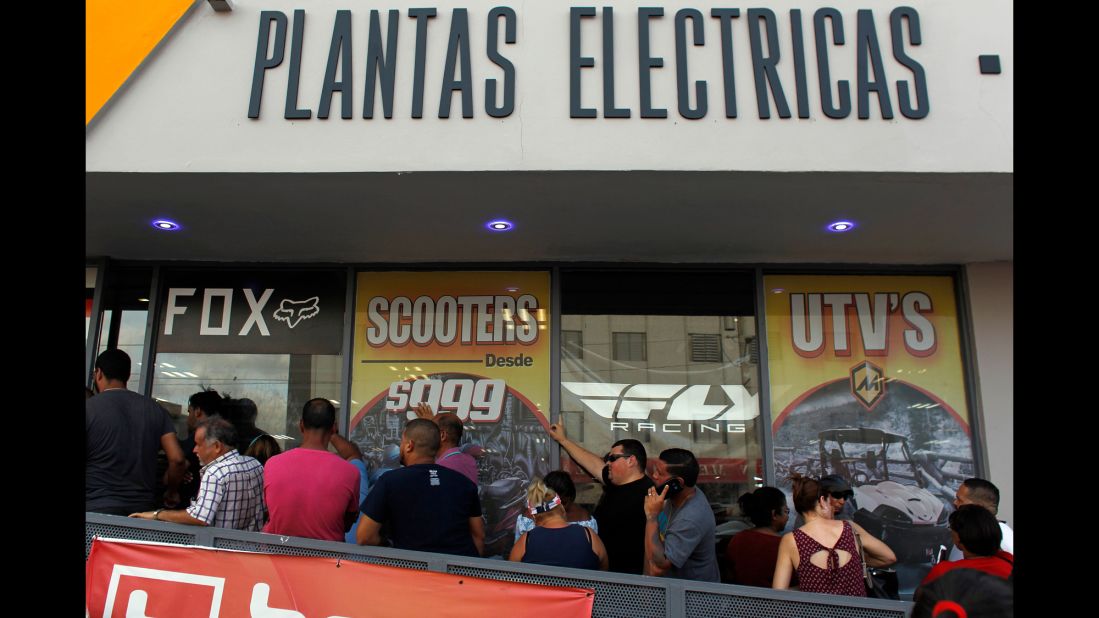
left=356, top=418, right=484, bottom=557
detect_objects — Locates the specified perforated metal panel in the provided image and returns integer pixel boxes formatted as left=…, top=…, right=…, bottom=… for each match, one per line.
left=447, top=565, right=665, bottom=618
left=212, top=538, right=429, bottom=571
left=86, top=523, right=196, bottom=560
left=685, top=590, right=908, bottom=618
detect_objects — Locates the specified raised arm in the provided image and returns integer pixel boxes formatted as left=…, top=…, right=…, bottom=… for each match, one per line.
left=643, top=485, right=672, bottom=576
left=851, top=522, right=897, bottom=567
left=329, top=432, right=363, bottom=461
left=547, top=422, right=606, bottom=483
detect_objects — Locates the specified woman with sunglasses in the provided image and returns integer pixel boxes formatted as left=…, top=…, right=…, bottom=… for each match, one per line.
left=726, top=486, right=791, bottom=587
left=509, top=476, right=609, bottom=570
left=773, top=473, right=896, bottom=595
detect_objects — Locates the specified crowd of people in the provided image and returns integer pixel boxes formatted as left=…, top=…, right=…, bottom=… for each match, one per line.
left=87, top=348, right=1014, bottom=612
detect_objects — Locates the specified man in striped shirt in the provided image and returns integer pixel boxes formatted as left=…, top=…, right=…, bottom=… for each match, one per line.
left=130, top=417, right=265, bottom=530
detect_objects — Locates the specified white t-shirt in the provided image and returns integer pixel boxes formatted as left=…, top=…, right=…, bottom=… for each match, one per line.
left=947, top=520, right=1013, bottom=561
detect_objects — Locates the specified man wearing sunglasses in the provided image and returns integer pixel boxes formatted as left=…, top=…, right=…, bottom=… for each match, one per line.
left=547, top=423, right=654, bottom=574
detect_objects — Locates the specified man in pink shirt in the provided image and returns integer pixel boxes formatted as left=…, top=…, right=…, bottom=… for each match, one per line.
left=415, top=403, right=479, bottom=487
left=263, top=398, right=361, bottom=541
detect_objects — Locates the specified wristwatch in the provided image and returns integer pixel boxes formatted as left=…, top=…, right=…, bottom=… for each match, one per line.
left=153, top=508, right=163, bottom=521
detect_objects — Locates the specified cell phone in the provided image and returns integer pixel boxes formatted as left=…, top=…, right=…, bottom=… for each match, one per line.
left=655, top=478, right=683, bottom=496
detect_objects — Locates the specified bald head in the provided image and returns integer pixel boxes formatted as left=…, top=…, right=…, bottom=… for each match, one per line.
left=404, top=418, right=441, bottom=457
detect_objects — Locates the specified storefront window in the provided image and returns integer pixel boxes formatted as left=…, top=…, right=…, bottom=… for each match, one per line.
left=150, top=353, right=342, bottom=446
left=558, top=270, right=763, bottom=531
left=94, top=266, right=152, bottom=392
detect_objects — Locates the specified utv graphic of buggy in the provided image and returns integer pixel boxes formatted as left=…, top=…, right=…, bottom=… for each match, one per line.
left=817, top=427, right=971, bottom=563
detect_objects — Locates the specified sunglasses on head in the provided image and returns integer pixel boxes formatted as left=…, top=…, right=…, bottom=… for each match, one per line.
left=829, top=491, right=854, bottom=500
left=603, top=453, right=630, bottom=463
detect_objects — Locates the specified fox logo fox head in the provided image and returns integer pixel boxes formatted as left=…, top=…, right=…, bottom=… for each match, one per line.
left=272, top=297, right=320, bottom=329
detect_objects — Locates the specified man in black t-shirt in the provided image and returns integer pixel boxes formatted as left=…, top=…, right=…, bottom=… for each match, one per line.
left=356, top=419, right=484, bottom=557
left=86, top=349, right=187, bottom=515
left=548, top=423, right=654, bottom=574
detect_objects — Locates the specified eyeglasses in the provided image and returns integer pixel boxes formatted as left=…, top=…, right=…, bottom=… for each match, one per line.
left=829, top=491, right=854, bottom=500
left=603, top=453, right=630, bottom=463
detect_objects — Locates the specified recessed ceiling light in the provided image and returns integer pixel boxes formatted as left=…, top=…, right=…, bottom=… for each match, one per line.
left=827, top=220, right=856, bottom=232
left=137, top=298, right=150, bottom=302
left=152, top=219, right=181, bottom=231
left=486, top=219, right=514, bottom=232
left=505, top=286, right=520, bottom=292
left=771, top=288, right=785, bottom=294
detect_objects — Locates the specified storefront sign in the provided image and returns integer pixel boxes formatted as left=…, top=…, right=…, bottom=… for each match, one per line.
left=248, top=4, right=929, bottom=121
left=561, top=381, right=759, bottom=434
left=764, top=274, right=974, bottom=582
left=156, top=271, right=345, bottom=354
left=350, top=271, right=551, bottom=557
left=86, top=538, right=595, bottom=617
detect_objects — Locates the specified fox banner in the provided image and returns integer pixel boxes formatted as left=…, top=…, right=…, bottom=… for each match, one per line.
left=86, top=538, right=595, bottom=617
left=350, top=271, right=552, bottom=558
left=764, top=275, right=975, bottom=590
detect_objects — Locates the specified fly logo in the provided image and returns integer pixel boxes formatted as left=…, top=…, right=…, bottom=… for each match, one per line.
left=561, top=382, right=759, bottom=434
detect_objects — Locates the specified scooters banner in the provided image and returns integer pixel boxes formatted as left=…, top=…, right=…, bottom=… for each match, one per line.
left=350, top=271, right=552, bottom=557
left=764, top=275, right=975, bottom=579
left=86, top=538, right=595, bottom=617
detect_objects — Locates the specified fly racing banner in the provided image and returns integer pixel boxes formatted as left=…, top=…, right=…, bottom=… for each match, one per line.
left=350, top=271, right=551, bottom=557
left=764, top=274, right=975, bottom=589
left=156, top=270, right=346, bottom=354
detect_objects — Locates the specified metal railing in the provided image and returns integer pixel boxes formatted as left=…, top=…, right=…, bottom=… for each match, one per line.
left=87, top=513, right=912, bottom=618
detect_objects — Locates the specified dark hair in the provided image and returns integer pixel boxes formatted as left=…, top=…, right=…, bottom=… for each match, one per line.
left=789, top=473, right=824, bottom=515
left=738, top=486, right=788, bottom=527
left=237, top=398, right=259, bottom=424
left=543, top=470, right=577, bottom=504
left=961, top=478, right=1001, bottom=513
left=188, top=388, right=222, bottom=416
left=245, top=434, right=282, bottom=466
left=912, top=568, right=1013, bottom=618
left=404, top=418, right=441, bottom=456
left=435, top=412, right=464, bottom=445
left=198, top=417, right=238, bottom=449
left=949, top=504, right=1002, bottom=557
left=659, top=448, right=700, bottom=487
left=302, top=398, right=337, bottom=430
left=95, top=349, right=131, bottom=382
left=612, top=439, right=647, bottom=469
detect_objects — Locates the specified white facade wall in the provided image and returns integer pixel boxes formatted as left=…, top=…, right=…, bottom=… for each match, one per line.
left=965, top=261, right=1013, bottom=526
left=87, top=0, right=1012, bottom=174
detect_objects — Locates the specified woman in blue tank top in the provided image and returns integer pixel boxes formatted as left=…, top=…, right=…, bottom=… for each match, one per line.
left=509, top=476, right=609, bottom=570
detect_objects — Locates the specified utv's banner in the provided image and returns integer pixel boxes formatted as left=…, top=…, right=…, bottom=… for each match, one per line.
left=86, top=539, right=595, bottom=617
left=764, top=274, right=975, bottom=585
left=350, top=271, right=551, bottom=557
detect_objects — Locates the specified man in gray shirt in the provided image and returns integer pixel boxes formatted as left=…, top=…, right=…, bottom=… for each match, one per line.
left=643, top=448, right=719, bottom=582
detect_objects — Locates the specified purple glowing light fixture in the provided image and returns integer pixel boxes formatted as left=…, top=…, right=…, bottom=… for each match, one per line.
left=827, top=220, right=856, bottom=233
left=485, top=219, right=514, bottom=232
left=152, top=219, right=181, bottom=231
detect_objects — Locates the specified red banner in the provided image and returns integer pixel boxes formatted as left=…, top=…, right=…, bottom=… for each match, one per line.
left=86, top=539, right=595, bottom=618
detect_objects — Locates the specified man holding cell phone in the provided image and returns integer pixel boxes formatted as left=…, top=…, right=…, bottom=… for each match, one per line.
left=643, top=448, right=720, bottom=582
